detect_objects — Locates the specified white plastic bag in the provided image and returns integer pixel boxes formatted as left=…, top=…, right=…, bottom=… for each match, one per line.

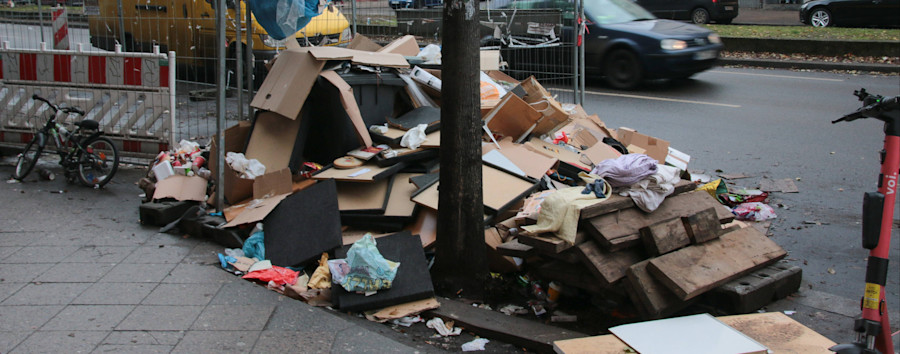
left=400, top=124, right=428, bottom=150
left=416, top=44, right=442, bottom=64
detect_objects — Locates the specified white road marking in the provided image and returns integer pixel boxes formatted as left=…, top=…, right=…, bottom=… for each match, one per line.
left=708, top=70, right=845, bottom=82
left=583, top=90, right=742, bottom=108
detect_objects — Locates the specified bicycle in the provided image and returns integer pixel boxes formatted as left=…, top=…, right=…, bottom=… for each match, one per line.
left=11, top=94, right=120, bottom=188
left=830, top=88, right=899, bottom=354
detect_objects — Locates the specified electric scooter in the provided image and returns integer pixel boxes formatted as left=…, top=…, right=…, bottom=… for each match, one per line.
left=830, top=89, right=899, bottom=354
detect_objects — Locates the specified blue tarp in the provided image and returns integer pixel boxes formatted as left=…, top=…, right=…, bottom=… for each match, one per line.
left=247, top=0, right=325, bottom=41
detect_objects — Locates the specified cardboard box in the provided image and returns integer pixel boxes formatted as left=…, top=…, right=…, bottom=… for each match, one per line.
left=377, top=35, right=419, bottom=56
left=209, top=121, right=255, bottom=205
left=223, top=168, right=294, bottom=228
left=251, top=48, right=325, bottom=120
left=616, top=127, right=670, bottom=163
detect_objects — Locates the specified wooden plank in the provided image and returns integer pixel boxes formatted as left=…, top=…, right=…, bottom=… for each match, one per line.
left=639, top=218, right=690, bottom=256
left=574, top=241, right=645, bottom=287
left=430, top=298, right=587, bottom=354
left=624, top=260, right=692, bottom=319
left=584, top=191, right=733, bottom=251
left=647, top=227, right=787, bottom=300
left=579, top=180, right=696, bottom=219
left=518, top=232, right=587, bottom=255
left=682, top=207, right=722, bottom=244
left=545, top=247, right=581, bottom=264
left=496, top=238, right=535, bottom=258
left=536, top=261, right=607, bottom=294
left=553, top=312, right=836, bottom=354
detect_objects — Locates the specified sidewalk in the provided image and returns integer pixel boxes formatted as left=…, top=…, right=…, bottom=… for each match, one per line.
left=0, top=162, right=442, bottom=353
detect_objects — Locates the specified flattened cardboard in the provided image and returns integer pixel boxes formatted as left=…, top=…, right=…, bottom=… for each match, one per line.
left=312, top=162, right=406, bottom=182
left=245, top=111, right=304, bottom=172
left=484, top=92, right=542, bottom=141
left=251, top=49, right=325, bottom=119
left=153, top=175, right=207, bottom=201
left=332, top=231, right=435, bottom=312
left=483, top=138, right=558, bottom=180
left=264, top=179, right=342, bottom=268
left=337, top=176, right=392, bottom=214
left=524, top=137, right=592, bottom=172
left=407, top=208, right=437, bottom=248
left=411, top=164, right=538, bottom=214
left=480, top=50, right=501, bottom=71
left=308, top=47, right=409, bottom=68
left=209, top=121, right=254, bottom=205
left=252, top=168, right=293, bottom=199
left=377, top=35, right=420, bottom=56
left=319, top=70, right=374, bottom=148
left=581, top=141, right=622, bottom=166
left=223, top=193, right=290, bottom=228
left=617, top=127, right=670, bottom=163
left=348, top=34, right=383, bottom=52
left=222, top=169, right=294, bottom=227
left=386, top=106, right=440, bottom=131
left=385, top=173, right=421, bottom=217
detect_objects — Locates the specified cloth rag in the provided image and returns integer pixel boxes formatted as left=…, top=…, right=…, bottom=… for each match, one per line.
left=620, top=164, right=680, bottom=212
left=522, top=181, right=609, bottom=244
left=591, top=154, right=658, bottom=187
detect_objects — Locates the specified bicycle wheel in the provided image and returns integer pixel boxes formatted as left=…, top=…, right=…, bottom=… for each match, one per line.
left=77, top=136, right=119, bottom=188
left=12, top=133, right=44, bottom=181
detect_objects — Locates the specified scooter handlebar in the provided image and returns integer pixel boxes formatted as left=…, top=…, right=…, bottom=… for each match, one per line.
left=833, top=93, right=899, bottom=124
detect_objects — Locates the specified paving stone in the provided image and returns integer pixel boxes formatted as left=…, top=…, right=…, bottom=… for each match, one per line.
left=99, top=263, right=177, bottom=283
left=62, top=245, right=137, bottom=263
left=0, top=305, right=64, bottom=331
left=0, top=331, right=30, bottom=353
left=0, top=246, right=21, bottom=261
left=103, top=330, right=185, bottom=346
left=191, top=305, right=275, bottom=331
left=0, top=232, right=37, bottom=247
left=331, top=327, right=418, bottom=353
left=116, top=305, right=204, bottom=331
left=89, top=232, right=152, bottom=247
left=181, top=242, right=223, bottom=265
left=93, top=344, right=176, bottom=354
left=209, top=281, right=289, bottom=307
left=73, top=283, right=156, bottom=305
left=145, top=233, right=204, bottom=247
left=121, top=245, right=192, bottom=264
left=142, top=283, right=222, bottom=306
left=42, top=305, right=134, bottom=331
left=162, top=263, right=235, bottom=284
left=171, top=331, right=260, bottom=354
left=1, top=246, right=80, bottom=263
left=0, top=262, right=54, bottom=282
left=252, top=330, right=335, bottom=353
left=263, top=303, right=351, bottom=332
left=0, top=282, right=25, bottom=302
left=34, top=262, right=117, bottom=283
left=29, top=233, right=97, bottom=247
left=1, top=282, right=91, bottom=305
left=9, top=330, right=108, bottom=354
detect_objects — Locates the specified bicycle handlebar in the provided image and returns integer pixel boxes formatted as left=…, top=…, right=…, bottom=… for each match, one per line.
left=31, top=94, right=85, bottom=116
left=833, top=89, right=900, bottom=124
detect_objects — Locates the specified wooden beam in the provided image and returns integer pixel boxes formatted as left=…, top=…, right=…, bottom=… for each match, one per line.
left=682, top=207, right=723, bottom=244
left=639, top=218, right=690, bottom=256
left=647, top=227, right=787, bottom=300
left=624, top=259, right=693, bottom=319
left=574, top=241, right=645, bottom=287
left=579, top=180, right=696, bottom=219
left=496, top=238, right=534, bottom=258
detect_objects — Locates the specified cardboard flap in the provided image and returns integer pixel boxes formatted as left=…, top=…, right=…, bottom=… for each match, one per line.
left=153, top=175, right=207, bottom=201
left=245, top=111, right=304, bottom=172
left=491, top=139, right=558, bottom=180
left=223, top=193, right=291, bottom=228
left=308, top=47, right=410, bottom=68
left=617, top=127, right=670, bottom=163
left=319, top=70, right=374, bottom=148
left=251, top=49, right=324, bottom=119
left=253, top=168, right=293, bottom=199
left=377, top=35, right=420, bottom=56
left=348, top=34, right=383, bottom=52
left=484, top=92, right=542, bottom=141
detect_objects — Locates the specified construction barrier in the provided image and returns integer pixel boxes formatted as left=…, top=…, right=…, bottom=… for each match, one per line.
left=0, top=42, right=176, bottom=160
left=51, top=6, right=68, bottom=50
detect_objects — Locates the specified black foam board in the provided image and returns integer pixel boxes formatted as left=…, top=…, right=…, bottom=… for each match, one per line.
left=332, top=231, right=434, bottom=312
left=263, top=179, right=342, bottom=268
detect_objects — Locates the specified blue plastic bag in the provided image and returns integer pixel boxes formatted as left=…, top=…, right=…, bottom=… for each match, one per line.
left=340, top=234, right=400, bottom=293
left=242, top=227, right=265, bottom=261
left=247, top=0, right=325, bottom=41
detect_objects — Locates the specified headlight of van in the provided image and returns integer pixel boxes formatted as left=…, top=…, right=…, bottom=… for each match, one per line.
left=341, top=28, right=353, bottom=43
left=661, top=39, right=688, bottom=50
left=259, top=34, right=288, bottom=48
left=708, top=33, right=721, bottom=44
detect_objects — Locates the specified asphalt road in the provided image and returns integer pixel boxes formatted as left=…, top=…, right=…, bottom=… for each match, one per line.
left=580, top=67, right=900, bottom=350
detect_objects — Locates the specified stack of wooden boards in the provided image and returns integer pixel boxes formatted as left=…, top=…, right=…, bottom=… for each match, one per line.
left=494, top=182, right=790, bottom=319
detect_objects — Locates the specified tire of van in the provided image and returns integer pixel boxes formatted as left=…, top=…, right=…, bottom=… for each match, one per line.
left=691, top=8, right=710, bottom=24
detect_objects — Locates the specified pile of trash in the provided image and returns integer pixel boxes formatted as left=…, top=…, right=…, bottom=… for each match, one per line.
left=136, top=34, right=795, bottom=350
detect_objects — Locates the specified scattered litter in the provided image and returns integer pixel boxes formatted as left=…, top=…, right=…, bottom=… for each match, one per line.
left=784, top=310, right=796, bottom=315
left=499, top=304, right=527, bottom=316
left=461, top=338, right=490, bottom=351
left=390, top=316, right=424, bottom=327
left=426, top=317, right=462, bottom=336
left=732, top=202, right=777, bottom=221
left=340, top=234, right=400, bottom=293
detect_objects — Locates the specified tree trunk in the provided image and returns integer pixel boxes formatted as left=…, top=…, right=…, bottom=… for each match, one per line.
left=433, top=0, right=487, bottom=300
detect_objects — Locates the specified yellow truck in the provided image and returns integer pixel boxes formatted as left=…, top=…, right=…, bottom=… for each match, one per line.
left=88, top=0, right=351, bottom=83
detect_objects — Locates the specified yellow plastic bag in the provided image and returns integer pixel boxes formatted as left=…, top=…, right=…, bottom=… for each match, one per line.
left=308, top=253, right=331, bottom=289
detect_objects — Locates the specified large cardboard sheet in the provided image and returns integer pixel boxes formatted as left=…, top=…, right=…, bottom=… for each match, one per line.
left=251, top=49, right=324, bottom=119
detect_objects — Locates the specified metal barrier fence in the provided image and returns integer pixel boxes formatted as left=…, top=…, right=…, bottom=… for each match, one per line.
left=0, top=1, right=581, bottom=162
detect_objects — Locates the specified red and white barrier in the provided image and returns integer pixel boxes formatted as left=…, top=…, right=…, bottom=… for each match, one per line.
left=52, top=6, right=69, bottom=50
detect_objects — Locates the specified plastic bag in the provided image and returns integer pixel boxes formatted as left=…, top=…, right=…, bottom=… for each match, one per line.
left=479, top=71, right=508, bottom=101
left=242, top=223, right=266, bottom=260
left=225, top=152, right=266, bottom=179
left=400, top=124, right=428, bottom=150
left=340, top=234, right=400, bottom=293
left=308, top=253, right=331, bottom=289
left=247, top=0, right=325, bottom=41
left=242, top=265, right=299, bottom=286
left=416, top=44, right=442, bottom=64
left=732, top=202, right=777, bottom=221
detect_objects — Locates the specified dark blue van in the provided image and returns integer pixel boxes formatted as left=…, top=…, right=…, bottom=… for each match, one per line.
left=390, top=0, right=442, bottom=9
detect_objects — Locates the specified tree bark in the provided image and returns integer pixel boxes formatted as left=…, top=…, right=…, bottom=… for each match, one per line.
left=433, top=0, right=487, bottom=300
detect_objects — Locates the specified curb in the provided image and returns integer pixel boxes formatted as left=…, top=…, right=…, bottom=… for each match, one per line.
left=718, top=58, right=900, bottom=73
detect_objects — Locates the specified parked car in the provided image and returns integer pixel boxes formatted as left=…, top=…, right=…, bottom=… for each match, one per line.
left=799, top=0, right=900, bottom=27
left=390, top=0, right=442, bottom=9
left=636, top=0, right=739, bottom=24
left=488, top=0, right=723, bottom=89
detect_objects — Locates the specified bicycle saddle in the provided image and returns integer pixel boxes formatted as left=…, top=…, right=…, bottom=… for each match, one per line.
left=75, top=120, right=100, bottom=130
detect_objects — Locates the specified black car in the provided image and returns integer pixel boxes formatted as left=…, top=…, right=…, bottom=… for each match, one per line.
left=800, top=0, right=900, bottom=27
left=489, top=0, right=723, bottom=89
left=636, top=0, right=739, bottom=24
